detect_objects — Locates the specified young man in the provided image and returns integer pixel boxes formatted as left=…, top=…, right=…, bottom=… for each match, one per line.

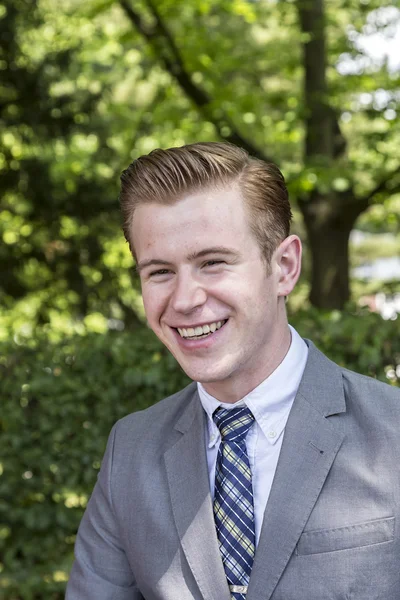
left=67, top=143, right=400, bottom=600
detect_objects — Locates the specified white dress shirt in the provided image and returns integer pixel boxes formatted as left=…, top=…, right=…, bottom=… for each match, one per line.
left=197, top=325, right=308, bottom=545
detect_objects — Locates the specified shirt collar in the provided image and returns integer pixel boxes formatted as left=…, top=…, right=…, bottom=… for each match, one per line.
left=197, top=325, right=308, bottom=448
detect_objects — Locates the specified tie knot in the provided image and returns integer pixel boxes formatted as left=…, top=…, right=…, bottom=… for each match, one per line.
left=213, top=406, right=254, bottom=442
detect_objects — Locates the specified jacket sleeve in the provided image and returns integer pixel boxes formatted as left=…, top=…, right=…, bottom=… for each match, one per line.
left=65, top=424, right=144, bottom=600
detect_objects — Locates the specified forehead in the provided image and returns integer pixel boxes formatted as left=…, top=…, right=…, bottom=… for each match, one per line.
left=130, top=186, right=254, bottom=260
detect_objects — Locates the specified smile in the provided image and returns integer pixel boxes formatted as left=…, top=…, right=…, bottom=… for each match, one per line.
left=176, top=320, right=227, bottom=340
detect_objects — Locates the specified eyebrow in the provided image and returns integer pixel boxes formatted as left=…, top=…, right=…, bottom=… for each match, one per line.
left=135, top=246, right=239, bottom=273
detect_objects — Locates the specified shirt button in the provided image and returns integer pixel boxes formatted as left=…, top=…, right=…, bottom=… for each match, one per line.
left=267, top=430, right=277, bottom=439
left=210, top=434, right=216, bottom=442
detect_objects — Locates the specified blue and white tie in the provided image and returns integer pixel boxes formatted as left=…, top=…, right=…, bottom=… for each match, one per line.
left=213, top=406, right=256, bottom=600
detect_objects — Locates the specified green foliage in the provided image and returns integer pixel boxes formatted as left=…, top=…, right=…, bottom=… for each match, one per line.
left=1, top=311, right=399, bottom=598
left=290, top=306, right=400, bottom=383
left=356, top=194, right=400, bottom=234
left=0, top=328, right=190, bottom=599
left=0, top=0, right=143, bottom=333
left=1, top=0, right=400, bottom=326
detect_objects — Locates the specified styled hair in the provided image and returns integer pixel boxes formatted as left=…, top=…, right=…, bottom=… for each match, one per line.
left=120, top=142, right=292, bottom=264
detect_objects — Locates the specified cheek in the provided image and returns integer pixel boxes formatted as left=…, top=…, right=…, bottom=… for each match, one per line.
left=206, top=274, right=243, bottom=300
left=215, top=279, right=251, bottom=304
left=142, top=286, right=170, bottom=329
left=142, top=290, right=160, bottom=322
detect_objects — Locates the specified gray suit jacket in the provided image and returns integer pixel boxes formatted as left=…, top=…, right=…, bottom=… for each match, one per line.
left=66, top=342, right=400, bottom=600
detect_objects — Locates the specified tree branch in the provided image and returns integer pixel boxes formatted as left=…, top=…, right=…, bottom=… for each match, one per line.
left=359, top=166, right=400, bottom=205
left=119, top=0, right=272, bottom=162
left=296, top=0, right=346, bottom=161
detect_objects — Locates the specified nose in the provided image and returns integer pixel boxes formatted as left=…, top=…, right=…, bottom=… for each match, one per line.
left=170, top=272, right=207, bottom=314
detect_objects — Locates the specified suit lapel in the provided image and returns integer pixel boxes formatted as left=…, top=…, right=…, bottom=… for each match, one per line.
left=164, top=389, right=230, bottom=600
left=247, top=343, right=347, bottom=600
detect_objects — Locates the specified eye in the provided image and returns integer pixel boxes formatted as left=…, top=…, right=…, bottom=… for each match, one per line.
left=149, top=269, right=171, bottom=277
left=203, top=260, right=224, bottom=267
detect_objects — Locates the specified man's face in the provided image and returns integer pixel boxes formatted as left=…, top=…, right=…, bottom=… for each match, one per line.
left=131, top=186, right=295, bottom=400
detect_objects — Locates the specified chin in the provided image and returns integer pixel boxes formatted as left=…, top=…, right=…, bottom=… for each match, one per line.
left=180, top=368, right=217, bottom=383
left=180, top=362, right=233, bottom=385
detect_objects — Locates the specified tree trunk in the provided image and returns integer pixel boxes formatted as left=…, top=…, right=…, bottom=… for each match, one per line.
left=299, top=192, right=365, bottom=309
left=304, top=217, right=352, bottom=309
left=296, top=0, right=352, bottom=308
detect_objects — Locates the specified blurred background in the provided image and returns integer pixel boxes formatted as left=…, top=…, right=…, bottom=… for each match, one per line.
left=1, top=0, right=399, bottom=597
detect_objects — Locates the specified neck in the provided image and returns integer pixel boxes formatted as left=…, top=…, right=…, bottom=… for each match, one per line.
left=201, top=325, right=292, bottom=404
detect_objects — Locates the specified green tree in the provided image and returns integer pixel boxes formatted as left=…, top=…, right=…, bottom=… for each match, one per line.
left=1, top=0, right=399, bottom=334
left=113, top=0, right=400, bottom=309
left=0, top=0, right=142, bottom=340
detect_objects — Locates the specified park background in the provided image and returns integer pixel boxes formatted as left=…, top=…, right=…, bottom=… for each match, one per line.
left=1, top=0, right=400, bottom=597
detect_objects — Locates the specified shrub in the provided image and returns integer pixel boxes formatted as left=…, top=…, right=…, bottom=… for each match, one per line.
left=0, top=328, right=189, bottom=599
left=290, top=306, right=400, bottom=384
left=1, top=309, right=398, bottom=598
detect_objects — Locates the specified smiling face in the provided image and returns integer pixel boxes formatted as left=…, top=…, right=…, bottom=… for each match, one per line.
left=131, top=185, right=301, bottom=402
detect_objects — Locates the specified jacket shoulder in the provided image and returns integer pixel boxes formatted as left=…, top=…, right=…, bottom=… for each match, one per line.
left=302, top=339, right=400, bottom=416
left=341, top=366, right=400, bottom=403
left=113, top=381, right=198, bottom=436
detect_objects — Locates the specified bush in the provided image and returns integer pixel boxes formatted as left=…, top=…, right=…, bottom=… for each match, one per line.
left=1, top=309, right=399, bottom=598
left=0, top=328, right=190, bottom=599
left=290, top=306, right=400, bottom=384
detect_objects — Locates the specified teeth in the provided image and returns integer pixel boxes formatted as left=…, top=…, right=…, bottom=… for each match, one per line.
left=177, top=320, right=226, bottom=339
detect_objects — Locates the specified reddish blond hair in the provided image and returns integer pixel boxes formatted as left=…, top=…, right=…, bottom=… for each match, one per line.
left=120, top=142, right=292, bottom=264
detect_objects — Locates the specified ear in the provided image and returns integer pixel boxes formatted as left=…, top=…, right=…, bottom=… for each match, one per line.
left=274, top=235, right=302, bottom=298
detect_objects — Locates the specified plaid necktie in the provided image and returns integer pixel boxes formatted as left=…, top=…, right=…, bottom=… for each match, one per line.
left=213, top=406, right=256, bottom=600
